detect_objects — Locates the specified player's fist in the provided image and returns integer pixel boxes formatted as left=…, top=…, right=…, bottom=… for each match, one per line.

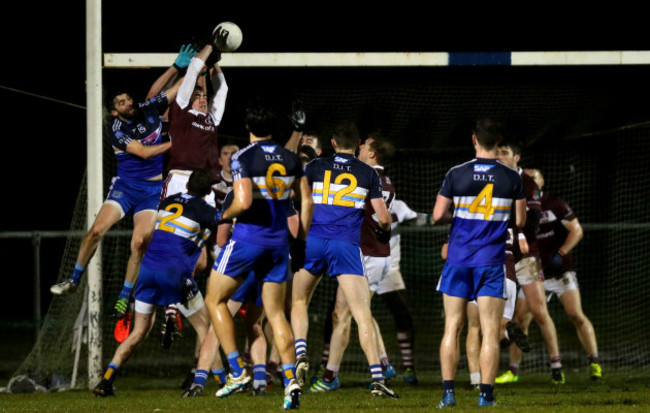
left=373, top=225, right=391, bottom=244
left=545, top=249, right=565, bottom=276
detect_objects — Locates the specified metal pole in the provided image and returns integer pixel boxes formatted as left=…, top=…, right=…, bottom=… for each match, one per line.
left=86, top=0, right=104, bottom=388
left=32, top=231, right=42, bottom=340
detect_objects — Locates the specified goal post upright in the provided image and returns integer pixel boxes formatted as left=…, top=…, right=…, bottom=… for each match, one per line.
left=86, top=0, right=104, bottom=389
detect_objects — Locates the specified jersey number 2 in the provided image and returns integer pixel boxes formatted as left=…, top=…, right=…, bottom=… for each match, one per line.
left=159, top=203, right=184, bottom=232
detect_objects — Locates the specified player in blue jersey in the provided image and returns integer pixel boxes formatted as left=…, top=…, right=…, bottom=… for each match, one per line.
left=203, top=96, right=313, bottom=410
left=93, top=169, right=219, bottom=397
left=290, top=121, right=398, bottom=399
left=432, top=118, right=526, bottom=407
left=51, top=79, right=182, bottom=320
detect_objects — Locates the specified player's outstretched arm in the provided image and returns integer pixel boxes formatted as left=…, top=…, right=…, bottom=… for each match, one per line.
left=432, top=194, right=452, bottom=224
left=146, top=44, right=197, bottom=99
left=125, top=140, right=171, bottom=159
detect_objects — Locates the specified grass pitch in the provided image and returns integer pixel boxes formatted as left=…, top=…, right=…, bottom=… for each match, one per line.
left=1, top=371, right=649, bottom=412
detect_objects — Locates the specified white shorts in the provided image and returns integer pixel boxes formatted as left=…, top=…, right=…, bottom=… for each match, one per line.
left=134, top=292, right=205, bottom=317
left=502, top=278, right=517, bottom=320
left=515, top=256, right=542, bottom=286
left=543, top=271, right=579, bottom=298
left=363, top=255, right=392, bottom=294
left=162, top=170, right=217, bottom=208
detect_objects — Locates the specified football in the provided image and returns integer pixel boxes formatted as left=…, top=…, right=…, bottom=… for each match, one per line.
left=212, top=21, right=243, bottom=52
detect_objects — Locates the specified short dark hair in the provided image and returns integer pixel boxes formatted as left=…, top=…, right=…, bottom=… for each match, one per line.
left=366, top=132, right=395, bottom=165
left=332, top=121, right=359, bottom=150
left=245, top=96, right=279, bottom=138
left=298, top=145, right=318, bottom=164
left=473, top=118, right=503, bottom=150
left=105, top=90, right=131, bottom=111
left=497, top=138, right=523, bottom=156
left=187, top=169, right=214, bottom=198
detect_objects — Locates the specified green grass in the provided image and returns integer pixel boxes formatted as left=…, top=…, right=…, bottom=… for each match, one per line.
left=1, top=371, right=649, bottom=412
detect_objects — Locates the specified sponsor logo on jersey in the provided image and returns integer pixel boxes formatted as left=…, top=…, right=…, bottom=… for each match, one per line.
left=474, top=164, right=495, bottom=173
left=334, top=156, right=349, bottom=164
left=261, top=145, right=277, bottom=154
left=231, top=159, right=241, bottom=171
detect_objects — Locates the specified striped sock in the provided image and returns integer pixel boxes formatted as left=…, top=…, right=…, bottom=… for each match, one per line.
left=550, top=356, right=562, bottom=369
left=282, top=363, right=296, bottom=388
left=397, top=331, right=414, bottom=369
left=103, top=362, right=119, bottom=384
left=253, top=364, right=267, bottom=389
left=323, top=364, right=339, bottom=383
left=211, top=368, right=227, bottom=385
left=294, top=339, right=307, bottom=358
left=370, top=364, right=383, bottom=382
left=118, top=281, right=134, bottom=300
left=227, top=351, right=245, bottom=378
left=193, top=369, right=208, bottom=387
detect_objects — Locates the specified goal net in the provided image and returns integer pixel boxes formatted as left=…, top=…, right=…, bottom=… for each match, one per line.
left=12, top=59, right=650, bottom=390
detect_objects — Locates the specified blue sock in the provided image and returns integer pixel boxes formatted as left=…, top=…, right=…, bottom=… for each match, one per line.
left=104, top=362, right=119, bottom=383
left=370, top=364, right=383, bottom=382
left=282, top=363, right=296, bottom=388
left=294, top=339, right=307, bottom=358
left=193, top=369, right=208, bottom=387
left=70, top=263, right=85, bottom=284
left=227, top=351, right=245, bottom=378
left=211, top=368, right=227, bottom=385
left=443, top=380, right=455, bottom=395
left=479, top=383, right=494, bottom=402
left=118, top=281, right=134, bottom=300
left=253, top=364, right=267, bottom=389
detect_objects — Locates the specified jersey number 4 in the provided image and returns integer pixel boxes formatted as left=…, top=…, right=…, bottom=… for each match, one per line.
left=469, top=184, right=495, bottom=220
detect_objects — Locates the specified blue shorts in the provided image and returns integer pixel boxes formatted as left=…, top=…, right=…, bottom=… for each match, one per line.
left=214, top=240, right=290, bottom=283
left=303, top=235, right=364, bottom=277
left=105, top=176, right=162, bottom=216
left=436, top=262, right=507, bottom=300
left=230, top=271, right=263, bottom=307
left=134, top=263, right=188, bottom=307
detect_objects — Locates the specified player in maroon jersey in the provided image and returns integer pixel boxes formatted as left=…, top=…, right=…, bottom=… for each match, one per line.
left=523, top=168, right=602, bottom=380
left=495, top=141, right=565, bottom=385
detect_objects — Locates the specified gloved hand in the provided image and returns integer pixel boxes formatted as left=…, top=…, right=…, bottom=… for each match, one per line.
left=373, top=225, right=391, bottom=244
left=173, top=44, right=197, bottom=70
left=288, top=99, right=306, bottom=132
left=544, top=249, right=565, bottom=276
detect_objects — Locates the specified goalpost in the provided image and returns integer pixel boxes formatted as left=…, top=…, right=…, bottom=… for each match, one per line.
left=9, top=0, right=649, bottom=392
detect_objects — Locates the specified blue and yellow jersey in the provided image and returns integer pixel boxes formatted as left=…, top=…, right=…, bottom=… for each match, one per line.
left=109, top=93, right=168, bottom=180
left=439, top=158, right=524, bottom=267
left=229, top=140, right=303, bottom=249
left=142, top=192, right=219, bottom=272
left=305, top=152, right=383, bottom=245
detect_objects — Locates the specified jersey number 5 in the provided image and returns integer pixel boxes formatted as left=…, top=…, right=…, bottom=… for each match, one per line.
left=469, top=184, right=495, bottom=220
left=322, top=171, right=358, bottom=207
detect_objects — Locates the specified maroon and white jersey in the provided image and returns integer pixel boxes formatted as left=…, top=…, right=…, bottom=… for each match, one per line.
left=212, top=170, right=234, bottom=212
left=537, top=193, right=576, bottom=276
left=513, top=168, right=543, bottom=263
left=165, top=57, right=228, bottom=181
left=505, top=228, right=516, bottom=282
left=361, top=166, right=395, bottom=257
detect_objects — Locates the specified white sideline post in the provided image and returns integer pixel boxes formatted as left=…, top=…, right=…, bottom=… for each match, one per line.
left=86, top=0, right=104, bottom=388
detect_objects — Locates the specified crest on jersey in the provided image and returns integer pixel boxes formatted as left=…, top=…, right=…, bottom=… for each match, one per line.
left=261, top=145, right=277, bottom=153
left=334, top=156, right=349, bottom=163
left=474, top=164, right=495, bottom=173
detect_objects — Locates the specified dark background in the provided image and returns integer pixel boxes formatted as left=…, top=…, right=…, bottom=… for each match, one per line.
left=1, top=4, right=647, bottom=323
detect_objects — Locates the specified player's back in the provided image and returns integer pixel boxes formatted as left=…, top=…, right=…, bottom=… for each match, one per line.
left=441, top=158, right=523, bottom=267
left=229, top=140, right=302, bottom=249
left=305, top=152, right=383, bottom=245
left=143, top=192, right=218, bottom=271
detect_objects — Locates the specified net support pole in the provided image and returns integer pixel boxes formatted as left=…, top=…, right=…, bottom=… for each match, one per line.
left=86, top=0, right=104, bottom=388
